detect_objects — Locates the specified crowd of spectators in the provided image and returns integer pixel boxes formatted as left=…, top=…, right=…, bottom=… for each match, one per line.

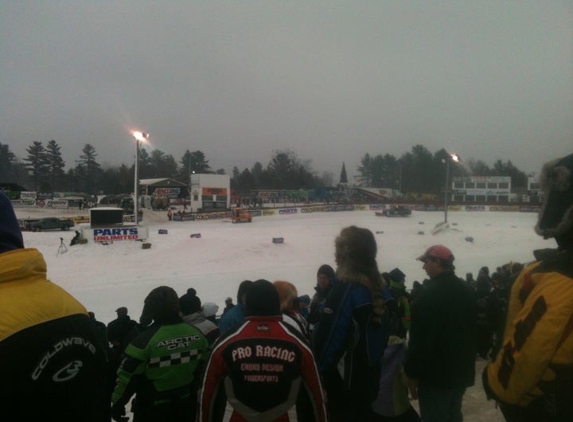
left=2, top=152, right=572, bottom=422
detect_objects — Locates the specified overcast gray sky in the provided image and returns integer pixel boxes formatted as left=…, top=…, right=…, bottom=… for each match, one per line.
left=2, top=1, right=572, bottom=179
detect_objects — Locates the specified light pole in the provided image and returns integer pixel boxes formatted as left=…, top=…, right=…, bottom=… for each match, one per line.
left=188, top=154, right=191, bottom=212
left=132, top=131, right=149, bottom=225
left=443, top=153, right=460, bottom=223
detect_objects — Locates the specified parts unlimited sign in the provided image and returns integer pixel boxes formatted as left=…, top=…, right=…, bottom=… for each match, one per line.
left=93, top=227, right=141, bottom=242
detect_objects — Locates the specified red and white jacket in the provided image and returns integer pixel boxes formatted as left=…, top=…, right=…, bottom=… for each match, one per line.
left=200, top=315, right=327, bottom=422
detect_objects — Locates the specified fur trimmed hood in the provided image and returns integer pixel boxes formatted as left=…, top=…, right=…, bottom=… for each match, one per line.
left=535, top=153, right=573, bottom=240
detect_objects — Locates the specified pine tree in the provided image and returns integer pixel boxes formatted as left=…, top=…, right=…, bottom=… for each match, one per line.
left=23, top=141, right=48, bottom=191
left=339, top=162, right=348, bottom=184
left=76, top=144, right=101, bottom=194
left=45, top=140, right=66, bottom=192
left=0, top=142, right=16, bottom=182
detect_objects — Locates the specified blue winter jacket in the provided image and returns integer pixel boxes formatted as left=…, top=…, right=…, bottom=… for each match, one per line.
left=313, top=281, right=389, bottom=403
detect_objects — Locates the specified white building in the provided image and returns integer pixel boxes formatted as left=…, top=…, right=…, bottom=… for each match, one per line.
left=452, top=176, right=513, bottom=203
left=189, top=174, right=231, bottom=212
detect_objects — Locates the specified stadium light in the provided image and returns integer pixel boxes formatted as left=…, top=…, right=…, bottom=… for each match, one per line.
left=132, top=131, right=149, bottom=225
left=443, top=152, right=461, bottom=223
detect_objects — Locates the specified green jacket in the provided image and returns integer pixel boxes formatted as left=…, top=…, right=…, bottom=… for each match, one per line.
left=112, top=317, right=209, bottom=408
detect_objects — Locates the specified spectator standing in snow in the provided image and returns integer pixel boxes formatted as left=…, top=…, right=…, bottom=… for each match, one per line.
left=199, top=279, right=327, bottom=422
left=0, top=191, right=109, bottom=421
left=388, top=267, right=412, bottom=337
left=202, top=301, right=219, bottom=325
left=408, top=280, right=424, bottom=309
left=474, top=275, right=501, bottom=360
left=483, top=152, right=573, bottom=422
left=107, top=307, right=139, bottom=352
left=372, top=334, right=421, bottom=422
left=88, top=311, right=110, bottom=355
left=106, top=306, right=141, bottom=401
left=489, top=271, right=510, bottom=359
left=313, top=226, right=389, bottom=422
left=218, top=279, right=253, bottom=333
left=273, top=280, right=311, bottom=340
left=307, top=264, right=337, bottom=327
left=465, top=272, right=476, bottom=289
left=478, top=266, right=491, bottom=282
left=222, top=296, right=235, bottom=314
left=404, top=244, right=476, bottom=422
left=298, top=294, right=311, bottom=320
left=179, top=288, right=220, bottom=345
left=111, top=286, right=209, bottom=422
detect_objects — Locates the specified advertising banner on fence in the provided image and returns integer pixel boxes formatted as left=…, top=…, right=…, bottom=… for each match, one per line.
left=369, top=204, right=387, bottom=210
left=21, top=191, right=37, bottom=201
left=490, top=205, right=520, bottom=212
left=465, top=205, right=486, bottom=211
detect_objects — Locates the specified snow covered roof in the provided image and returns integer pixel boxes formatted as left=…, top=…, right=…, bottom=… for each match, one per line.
left=139, top=178, right=186, bottom=187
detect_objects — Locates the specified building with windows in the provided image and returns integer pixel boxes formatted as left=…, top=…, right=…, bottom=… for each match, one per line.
left=189, top=174, right=231, bottom=212
left=522, top=175, right=543, bottom=203
left=452, top=176, right=514, bottom=203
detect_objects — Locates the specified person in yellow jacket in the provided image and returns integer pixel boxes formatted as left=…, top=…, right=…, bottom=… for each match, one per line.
left=483, top=153, right=573, bottom=422
left=0, top=191, right=109, bottom=421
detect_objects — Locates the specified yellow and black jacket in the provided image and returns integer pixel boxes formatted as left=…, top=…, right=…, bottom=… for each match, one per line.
left=0, top=248, right=109, bottom=421
left=483, top=249, right=573, bottom=419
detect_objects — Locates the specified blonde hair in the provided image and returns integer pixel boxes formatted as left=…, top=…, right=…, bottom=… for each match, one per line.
left=273, top=280, right=298, bottom=311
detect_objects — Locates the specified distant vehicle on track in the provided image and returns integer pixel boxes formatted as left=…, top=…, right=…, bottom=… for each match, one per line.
left=30, top=217, right=74, bottom=232
left=376, top=205, right=412, bottom=217
left=231, top=208, right=252, bottom=223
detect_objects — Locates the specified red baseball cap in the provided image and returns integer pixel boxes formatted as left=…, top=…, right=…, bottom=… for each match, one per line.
left=417, top=245, right=454, bottom=263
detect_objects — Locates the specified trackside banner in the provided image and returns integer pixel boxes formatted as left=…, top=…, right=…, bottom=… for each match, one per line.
left=93, top=227, right=145, bottom=242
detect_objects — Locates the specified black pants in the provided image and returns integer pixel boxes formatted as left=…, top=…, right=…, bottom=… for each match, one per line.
left=373, top=406, right=421, bottom=422
left=500, top=400, right=563, bottom=422
left=133, top=395, right=196, bottom=422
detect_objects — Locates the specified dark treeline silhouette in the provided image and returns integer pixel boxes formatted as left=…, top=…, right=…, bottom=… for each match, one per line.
left=1, top=140, right=528, bottom=196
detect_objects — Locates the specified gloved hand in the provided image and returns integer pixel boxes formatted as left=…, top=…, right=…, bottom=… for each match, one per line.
left=111, top=403, right=129, bottom=422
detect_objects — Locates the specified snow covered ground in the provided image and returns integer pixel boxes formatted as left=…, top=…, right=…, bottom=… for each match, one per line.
left=16, top=206, right=555, bottom=421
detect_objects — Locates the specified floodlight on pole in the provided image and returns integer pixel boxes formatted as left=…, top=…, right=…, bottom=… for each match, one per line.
left=132, top=131, right=149, bottom=225
left=443, top=152, right=460, bottom=224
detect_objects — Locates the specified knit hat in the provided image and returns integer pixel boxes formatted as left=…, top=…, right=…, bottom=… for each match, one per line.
left=535, top=153, right=573, bottom=239
left=417, top=245, right=454, bottom=264
left=479, top=266, right=489, bottom=275
left=202, top=302, right=219, bottom=318
left=273, top=280, right=298, bottom=311
left=298, top=294, right=311, bottom=306
left=245, top=279, right=280, bottom=317
left=140, top=286, right=180, bottom=325
left=0, top=191, right=24, bottom=254
left=317, top=264, right=335, bottom=279
left=388, top=268, right=406, bottom=283
left=115, top=307, right=128, bottom=316
left=179, top=288, right=202, bottom=315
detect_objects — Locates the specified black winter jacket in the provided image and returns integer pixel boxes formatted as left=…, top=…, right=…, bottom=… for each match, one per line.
left=404, top=271, right=477, bottom=388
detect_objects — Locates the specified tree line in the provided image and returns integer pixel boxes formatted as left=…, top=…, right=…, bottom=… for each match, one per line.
left=0, top=140, right=529, bottom=196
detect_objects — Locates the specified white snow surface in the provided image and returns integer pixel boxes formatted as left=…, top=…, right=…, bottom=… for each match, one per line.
left=16, top=206, right=555, bottom=422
